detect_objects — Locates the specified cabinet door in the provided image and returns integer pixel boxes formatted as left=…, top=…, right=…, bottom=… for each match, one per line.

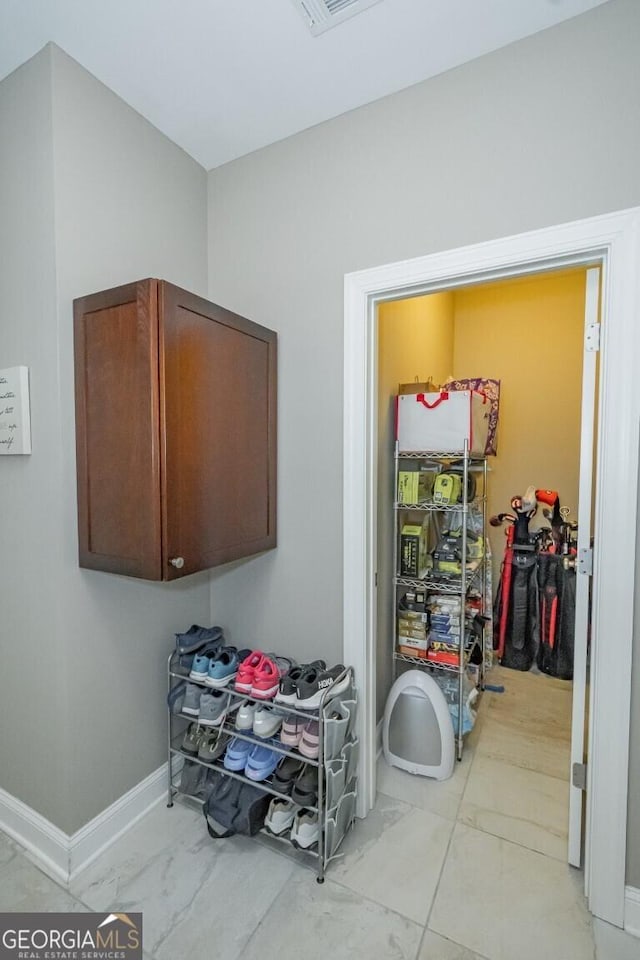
left=159, top=282, right=277, bottom=579
left=74, top=280, right=163, bottom=579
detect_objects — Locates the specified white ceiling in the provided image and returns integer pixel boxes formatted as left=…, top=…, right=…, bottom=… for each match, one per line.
left=0, top=0, right=610, bottom=170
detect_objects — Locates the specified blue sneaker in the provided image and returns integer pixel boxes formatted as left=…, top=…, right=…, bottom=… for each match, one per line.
left=189, top=645, right=224, bottom=683
left=223, top=736, right=254, bottom=772
left=205, top=648, right=240, bottom=687
left=245, top=742, right=281, bottom=782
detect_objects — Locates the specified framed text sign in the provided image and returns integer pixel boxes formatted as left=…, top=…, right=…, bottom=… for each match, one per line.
left=0, top=366, right=31, bottom=454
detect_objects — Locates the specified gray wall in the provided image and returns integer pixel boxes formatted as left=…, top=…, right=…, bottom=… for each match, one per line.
left=0, top=46, right=211, bottom=834
left=0, top=47, right=66, bottom=826
left=49, top=47, right=210, bottom=833
left=206, top=0, right=640, bottom=885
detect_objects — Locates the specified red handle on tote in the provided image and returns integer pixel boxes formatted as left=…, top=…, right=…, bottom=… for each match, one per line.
left=416, top=391, right=449, bottom=409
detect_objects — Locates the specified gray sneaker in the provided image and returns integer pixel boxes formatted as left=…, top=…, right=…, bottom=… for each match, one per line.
left=198, top=730, right=231, bottom=763
left=198, top=690, right=240, bottom=727
left=181, top=722, right=204, bottom=756
left=290, top=809, right=319, bottom=850
left=182, top=683, right=202, bottom=716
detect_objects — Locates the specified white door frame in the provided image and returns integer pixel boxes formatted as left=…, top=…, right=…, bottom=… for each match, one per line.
left=568, top=266, right=600, bottom=870
left=343, top=206, right=640, bottom=927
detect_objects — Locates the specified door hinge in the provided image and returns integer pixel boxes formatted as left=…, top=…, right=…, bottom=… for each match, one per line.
left=572, top=762, right=587, bottom=790
left=585, top=322, right=600, bottom=352
left=578, top=547, right=593, bottom=576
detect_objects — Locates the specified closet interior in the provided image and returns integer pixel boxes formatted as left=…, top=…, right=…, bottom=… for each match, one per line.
left=376, top=267, right=594, bottom=818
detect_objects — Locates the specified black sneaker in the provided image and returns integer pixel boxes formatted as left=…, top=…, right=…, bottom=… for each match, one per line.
left=273, top=757, right=306, bottom=795
left=295, top=664, right=350, bottom=709
left=291, top=767, right=318, bottom=807
left=175, top=625, right=224, bottom=670
left=274, top=660, right=326, bottom=706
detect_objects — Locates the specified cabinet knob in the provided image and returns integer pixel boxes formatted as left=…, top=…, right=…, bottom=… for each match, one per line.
left=169, top=557, right=185, bottom=569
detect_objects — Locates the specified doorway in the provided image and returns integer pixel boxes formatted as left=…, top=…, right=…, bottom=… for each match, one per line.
left=342, top=207, right=640, bottom=927
left=376, top=265, right=595, bottom=871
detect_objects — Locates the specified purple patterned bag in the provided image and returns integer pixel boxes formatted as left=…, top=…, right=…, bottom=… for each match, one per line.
left=442, top=378, right=500, bottom=456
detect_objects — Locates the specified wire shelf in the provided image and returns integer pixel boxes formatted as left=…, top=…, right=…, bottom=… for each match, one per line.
left=396, top=450, right=486, bottom=463
left=170, top=747, right=319, bottom=811
left=257, top=828, right=320, bottom=860
left=168, top=663, right=353, bottom=720
left=393, top=652, right=468, bottom=674
left=394, top=637, right=481, bottom=671
left=394, top=496, right=486, bottom=512
left=392, top=441, right=489, bottom=763
left=174, top=711, right=320, bottom=767
left=395, top=565, right=482, bottom=594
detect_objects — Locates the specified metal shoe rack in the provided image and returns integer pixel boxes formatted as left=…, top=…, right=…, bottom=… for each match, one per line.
left=393, top=439, right=488, bottom=760
left=167, top=652, right=359, bottom=883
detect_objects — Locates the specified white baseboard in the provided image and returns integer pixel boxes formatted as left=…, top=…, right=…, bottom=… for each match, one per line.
left=0, top=785, right=69, bottom=885
left=625, top=886, right=640, bottom=939
left=0, top=760, right=174, bottom=887
left=68, top=762, right=173, bottom=882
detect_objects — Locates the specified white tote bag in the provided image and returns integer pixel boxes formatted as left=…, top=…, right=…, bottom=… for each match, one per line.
left=396, top=390, right=489, bottom=454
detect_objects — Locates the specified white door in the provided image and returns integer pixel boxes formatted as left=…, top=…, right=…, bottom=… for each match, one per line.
left=568, top=265, right=600, bottom=868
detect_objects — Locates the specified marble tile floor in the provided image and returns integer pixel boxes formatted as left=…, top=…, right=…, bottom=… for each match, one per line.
left=1, top=668, right=638, bottom=960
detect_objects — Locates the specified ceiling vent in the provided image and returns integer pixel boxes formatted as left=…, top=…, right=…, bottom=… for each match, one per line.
left=293, top=0, right=383, bottom=36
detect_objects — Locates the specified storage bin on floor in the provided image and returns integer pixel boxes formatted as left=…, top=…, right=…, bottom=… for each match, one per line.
left=382, top=670, right=455, bottom=780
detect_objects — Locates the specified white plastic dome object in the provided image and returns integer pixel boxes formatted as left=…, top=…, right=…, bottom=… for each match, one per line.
left=382, top=670, right=455, bottom=780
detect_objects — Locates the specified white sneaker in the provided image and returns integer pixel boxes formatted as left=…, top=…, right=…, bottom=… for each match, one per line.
left=290, top=809, right=319, bottom=850
left=236, top=701, right=258, bottom=731
left=253, top=705, right=283, bottom=739
left=264, top=798, right=298, bottom=837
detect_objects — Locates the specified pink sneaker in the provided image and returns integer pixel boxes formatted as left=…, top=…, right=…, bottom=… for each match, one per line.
left=251, top=656, right=294, bottom=700
left=235, top=651, right=264, bottom=694
left=281, top=716, right=306, bottom=748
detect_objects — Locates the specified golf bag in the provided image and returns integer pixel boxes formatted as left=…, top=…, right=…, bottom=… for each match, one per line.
left=537, top=552, right=575, bottom=680
left=493, top=499, right=540, bottom=671
left=493, top=488, right=577, bottom=678
left=496, top=547, right=539, bottom=672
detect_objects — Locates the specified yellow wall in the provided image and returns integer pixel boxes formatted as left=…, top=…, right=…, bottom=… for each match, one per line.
left=378, top=291, right=455, bottom=390
left=452, top=269, right=587, bottom=583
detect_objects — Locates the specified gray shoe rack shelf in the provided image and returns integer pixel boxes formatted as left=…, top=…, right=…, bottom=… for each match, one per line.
left=167, top=652, right=359, bottom=883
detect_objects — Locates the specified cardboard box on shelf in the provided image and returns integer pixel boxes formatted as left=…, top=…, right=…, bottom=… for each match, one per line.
left=430, top=639, right=462, bottom=652
left=399, top=609, right=428, bottom=624
left=398, top=637, right=428, bottom=658
left=398, top=380, right=439, bottom=396
left=398, top=623, right=428, bottom=642
left=427, top=649, right=460, bottom=667
left=397, top=467, right=437, bottom=504
left=400, top=519, right=429, bottom=577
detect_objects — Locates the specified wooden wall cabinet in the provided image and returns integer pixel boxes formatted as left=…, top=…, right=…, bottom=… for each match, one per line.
left=73, top=279, right=277, bottom=580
